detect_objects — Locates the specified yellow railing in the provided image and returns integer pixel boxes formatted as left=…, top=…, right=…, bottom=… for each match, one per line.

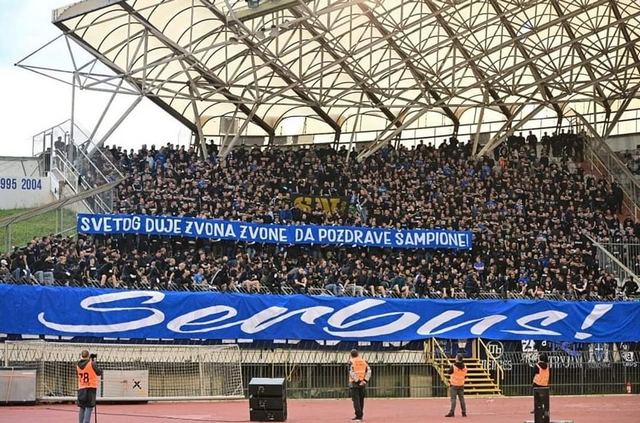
left=477, top=338, right=504, bottom=392
left=425, top=339, right=452, bottom=387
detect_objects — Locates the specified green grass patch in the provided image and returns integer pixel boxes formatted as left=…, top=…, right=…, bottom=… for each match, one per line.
left=0, top=208, right=77, bottom=253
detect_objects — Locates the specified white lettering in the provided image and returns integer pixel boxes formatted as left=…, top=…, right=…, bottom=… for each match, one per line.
left=38, top=291, right=165, bottom=333
left=303, top=228, right=314, bottom=242
left=575, top=304, right=613, bottom=340
left=79, top=216, right=90, bottom=232
left=167, top=305, right=242, bottom=333
left=224, top=224, right=236, bottom=237
left=324, top=299, right=420, bottom=338
left=502, top=311, right=568, bottom=336
left=417, top=310, right=506, bottom=336
left=241, top=306, right=334, bottom=333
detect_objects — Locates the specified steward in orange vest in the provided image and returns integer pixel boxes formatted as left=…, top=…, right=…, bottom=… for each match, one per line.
left=445, top=353, right=467, bottom=418
left=77, top=350, right=103, bottom=423
left=531, top=354, right=550, bottom=415
left=533, top=354, right=550, bottom=387
left=349, top=349, right=371, bottom=422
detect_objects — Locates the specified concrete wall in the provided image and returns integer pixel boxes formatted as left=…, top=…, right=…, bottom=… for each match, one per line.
left=0, top=156, right=57, bottom=209
left=607, top=133, right=640, bottom=152
left=0, top=156, right=43, bottom=177
left=0, top=175, right=54, bottom=209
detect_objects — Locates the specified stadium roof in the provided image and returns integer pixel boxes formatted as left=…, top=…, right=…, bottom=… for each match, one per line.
left=27, top=0, right=640, bottom=155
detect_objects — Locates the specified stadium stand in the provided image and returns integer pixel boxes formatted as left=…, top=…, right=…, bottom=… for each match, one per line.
left=2, top=135, right=639, bottom=301
left=619, top=148, right=640, bottom=176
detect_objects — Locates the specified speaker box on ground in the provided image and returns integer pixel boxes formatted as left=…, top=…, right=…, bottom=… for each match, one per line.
left=249, top=377, right=287, bottom=422
left=248, top=377, right=286, bottom=398
left=250, top=397, right=286, bottom=410
left=249, top=409, right=287, bottom=422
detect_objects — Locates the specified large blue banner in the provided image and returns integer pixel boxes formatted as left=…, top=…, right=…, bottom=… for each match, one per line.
left=1, top=284, right=639, bottom=342
left=76, top=213, right=472, bottom=250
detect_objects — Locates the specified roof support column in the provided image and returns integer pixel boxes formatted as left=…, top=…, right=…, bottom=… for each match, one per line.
left=357, top=107, right=434, bottom=161
left=477, top=104, right=545, bottom=157
left=472, top=90, right=490, bottom=156
left=603, top=85, right=640, bottom=140
left=219, top=104, right=259, bottom=161
left=487, top=0, right=565, bottom=129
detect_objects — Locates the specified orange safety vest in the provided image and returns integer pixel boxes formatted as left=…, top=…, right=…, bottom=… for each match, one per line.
left=533, top=364, right=550, bottom=387
left=350, top=357, right=368, bottom=382
left=77, top=360, right=99, bottom=389
left=450, top=365, right=467, bottom=387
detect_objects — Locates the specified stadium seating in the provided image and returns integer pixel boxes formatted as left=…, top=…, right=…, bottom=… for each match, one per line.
left=1, top=135, right=639, bottom=300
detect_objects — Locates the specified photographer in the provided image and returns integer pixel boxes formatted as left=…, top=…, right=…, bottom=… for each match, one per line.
left=77, top=350, right=102, bottom=423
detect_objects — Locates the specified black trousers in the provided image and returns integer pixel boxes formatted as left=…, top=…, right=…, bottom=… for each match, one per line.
left=350, top=383, right=366, bottom=419
left=449, top=386, right=466, bottom=414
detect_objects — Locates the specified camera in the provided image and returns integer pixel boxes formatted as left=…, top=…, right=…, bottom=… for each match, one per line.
left=89, top=353, right=98, bottom=359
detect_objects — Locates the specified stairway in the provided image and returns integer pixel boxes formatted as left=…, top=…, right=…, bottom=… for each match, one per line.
left=433, top=357, right=502, bottom=396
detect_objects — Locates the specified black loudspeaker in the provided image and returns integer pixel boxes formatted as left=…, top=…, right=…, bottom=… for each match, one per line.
left=249, top=409, right=287, bottom=421
left=249, top=378, right=287, bottom=422
left=249, top=378, right=287, bottom=398
left=250, top=397, right=286, bottom=409
left=533, top=387, right=550, bottom=423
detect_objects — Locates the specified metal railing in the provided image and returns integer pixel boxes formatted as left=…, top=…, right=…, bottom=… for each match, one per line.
left=585, top=134, right=640, bottom=220
left=31, top=119, right=89, bottom=158
left=598, top=242, right=640, bottom=276
left=3, top=276, right=639, bottom=301
left=242, top=344, right=640, bottom=398
left=496, top=350, right=640, bottom=396
left=478, top=338, right=504, bottom=392
left=240, top=348, right=443, bottom=399
left=0, top=180, right=123, bottom=253
left=425, top=338, right=451, bottom=388
left=2, top=338, right=639, bottom=398
left=586, top=234, right=640, bottom=287
left=51, top=151, right=110, bottom=213
left=50, top=147, right=115, bottom=214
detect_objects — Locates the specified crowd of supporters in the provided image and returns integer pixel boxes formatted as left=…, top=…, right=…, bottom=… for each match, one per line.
left=1, top=135, right=639, bottom=300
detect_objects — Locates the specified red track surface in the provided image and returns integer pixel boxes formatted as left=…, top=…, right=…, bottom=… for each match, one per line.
left=1, top=396, right=638, bottom=423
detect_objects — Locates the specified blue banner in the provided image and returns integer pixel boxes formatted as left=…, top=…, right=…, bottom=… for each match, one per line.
left=1, top=284, right=639, bottom=342
left=76, top=213, right=472, bottom=250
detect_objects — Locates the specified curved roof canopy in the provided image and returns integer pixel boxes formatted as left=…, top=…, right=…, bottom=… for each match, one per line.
left=50, top=0, right=640, bottom=143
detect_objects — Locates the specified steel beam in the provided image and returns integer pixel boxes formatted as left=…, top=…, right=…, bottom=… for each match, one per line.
left=202, top=1, right=341, bottom=137
left=119, top=2, right=275, bottom=138
left=477, top=104, right=544, bottom=156
left=603, top=85, right=640, bottom=140
left=549, top=0, right=611, bottom=120
left=423, top=0, right=514, bottom=121
left=356, top=1, right=460, bottom=132
left=289, top=8, right=402, bottom=128
left=54, top=21, right=199, bottom=136
left=487, top=0, right=565, bottom=127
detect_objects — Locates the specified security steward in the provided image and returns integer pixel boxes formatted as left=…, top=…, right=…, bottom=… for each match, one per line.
left=531, top=353, right=550, bottom=414
left=349, top=349, right=371, bottom=422
left=445, top=353, right=468, bottom=418
left=77, top=350, right=102, bottom=423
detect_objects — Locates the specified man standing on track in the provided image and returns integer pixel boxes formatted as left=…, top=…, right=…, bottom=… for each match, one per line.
left=77, top=350, right=102, bottom=423
left=445, top=353, right=467, bottom=418
left=349, top=349, right=371, bottom=422
left=531, top=353, right=550, bottom=414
